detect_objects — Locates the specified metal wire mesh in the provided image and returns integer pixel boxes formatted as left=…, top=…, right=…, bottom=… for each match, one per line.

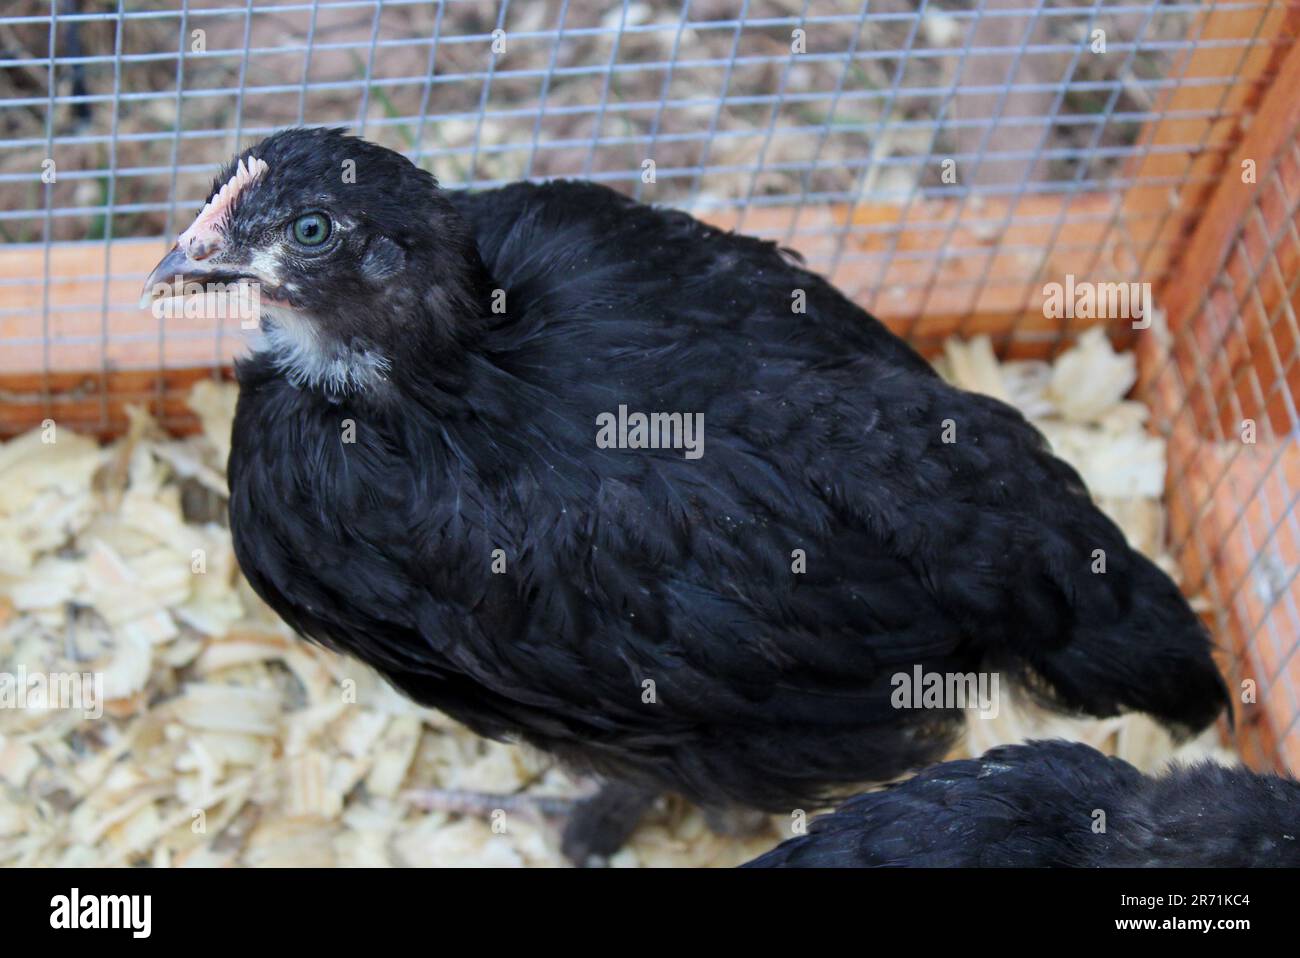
left=1142, top=129, right=1300, bottom=772
left=0, top=1, right=1257, bottom=383
left=1, top=0, right=1299, bottom=771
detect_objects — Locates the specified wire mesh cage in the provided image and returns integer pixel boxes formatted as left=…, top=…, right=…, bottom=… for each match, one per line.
left=1, top=0, right=1298, bottom=781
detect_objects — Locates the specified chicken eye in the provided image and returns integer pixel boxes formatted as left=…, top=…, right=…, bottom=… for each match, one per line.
left=291, top=213, right=331, bottom=247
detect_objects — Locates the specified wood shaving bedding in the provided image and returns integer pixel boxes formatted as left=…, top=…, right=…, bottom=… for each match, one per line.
left=937, top=327, right=1235, bottom=771
left=0, top=330, right=1234, bottom=867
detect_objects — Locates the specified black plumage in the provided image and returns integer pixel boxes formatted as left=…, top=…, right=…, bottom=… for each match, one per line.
left=743, top=740, right=1300, bottom=867
left=145, top=128, right=1229, bottom=858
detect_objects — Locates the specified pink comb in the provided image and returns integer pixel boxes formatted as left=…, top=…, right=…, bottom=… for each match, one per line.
left=177, top=155, right=269, bottom=259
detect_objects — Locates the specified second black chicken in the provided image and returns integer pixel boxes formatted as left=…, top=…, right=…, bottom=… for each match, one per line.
left=744, top=740, right=1298, bottom=867
left=143, top=128, right=1230, bottom=861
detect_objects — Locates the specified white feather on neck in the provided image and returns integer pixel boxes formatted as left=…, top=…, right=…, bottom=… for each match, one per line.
left=253, top=304, right=391, bottom=398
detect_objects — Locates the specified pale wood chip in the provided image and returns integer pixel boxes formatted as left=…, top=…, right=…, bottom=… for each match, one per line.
left=366, top=715, right=422, bottom=799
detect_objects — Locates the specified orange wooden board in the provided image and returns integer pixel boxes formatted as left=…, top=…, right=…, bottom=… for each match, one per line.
left=1123, top=0, right=1300, bottom=290
left=0, top=194, right=1138, bottom=436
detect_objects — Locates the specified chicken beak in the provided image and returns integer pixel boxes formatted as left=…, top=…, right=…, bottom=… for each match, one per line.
left=139, top=243, right=212, bottom=309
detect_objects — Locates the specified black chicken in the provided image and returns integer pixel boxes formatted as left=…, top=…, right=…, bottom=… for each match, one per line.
left=142, top=128, right=1229, bottom=863
left=744, top=740, right=1299, bottom=867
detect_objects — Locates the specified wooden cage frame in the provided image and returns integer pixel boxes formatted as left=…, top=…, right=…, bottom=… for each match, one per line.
left=2, top=1, right=1299, bottom=771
